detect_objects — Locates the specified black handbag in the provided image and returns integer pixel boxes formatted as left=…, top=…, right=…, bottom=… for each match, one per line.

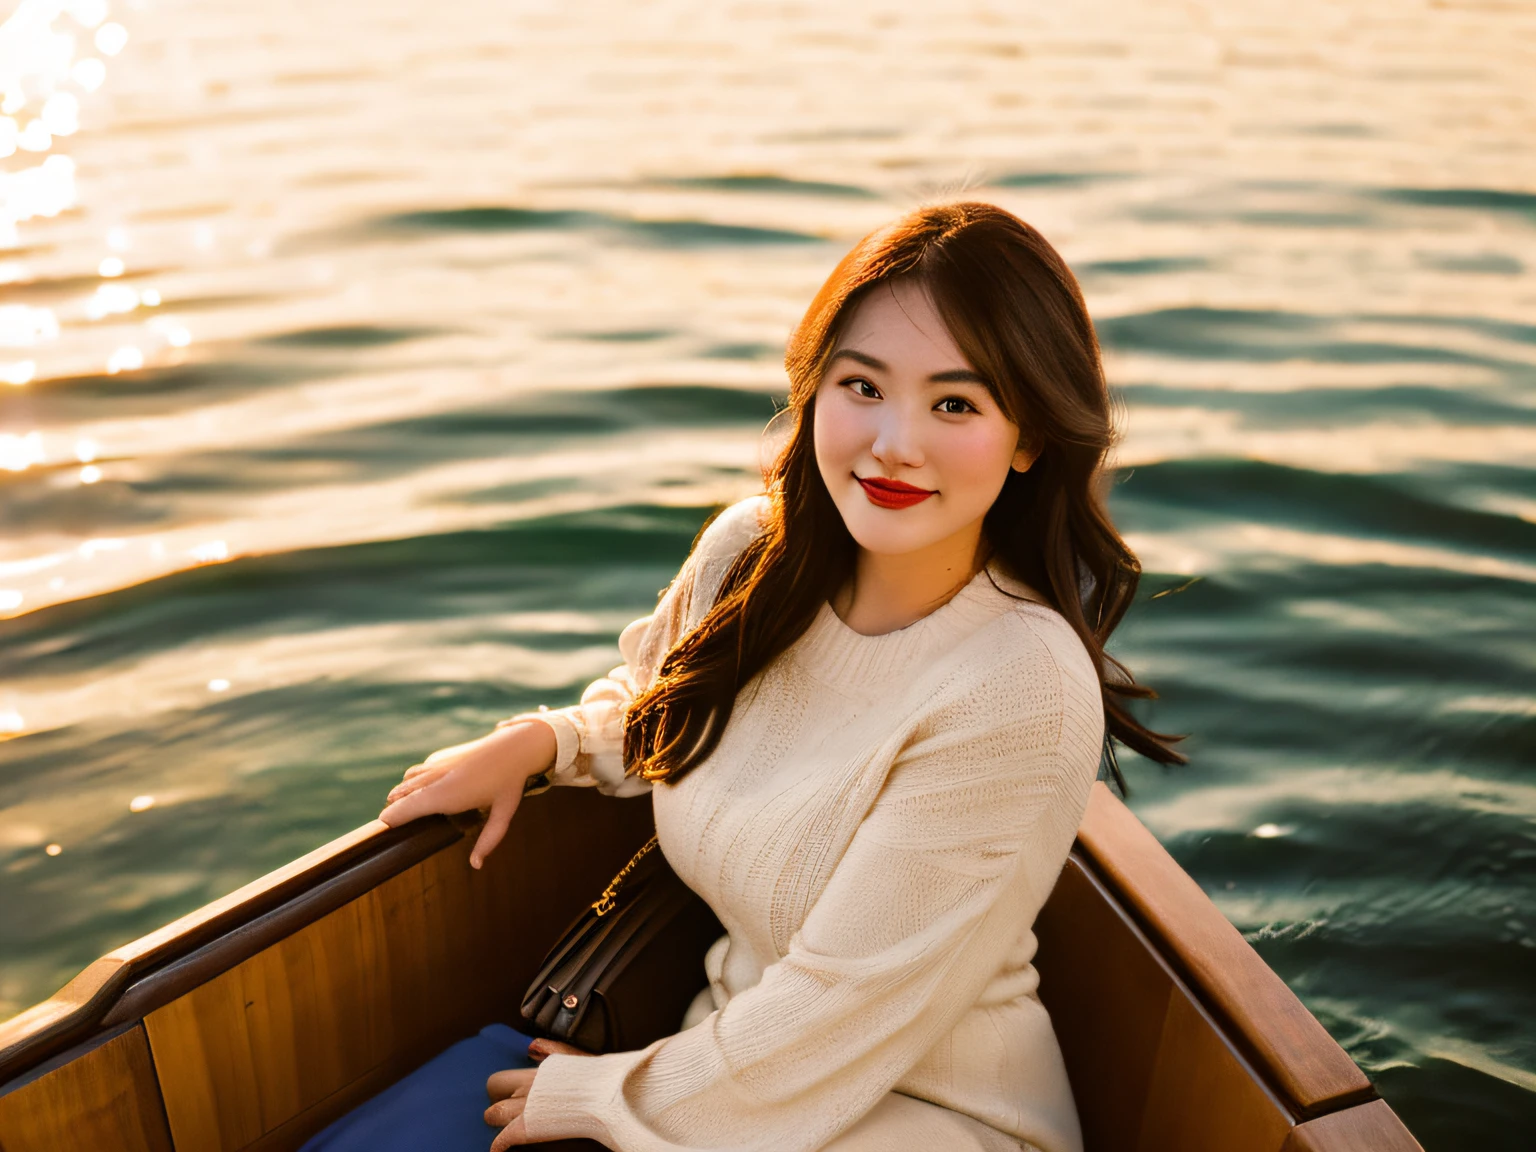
left=519, top=833, right=724, bottom=1054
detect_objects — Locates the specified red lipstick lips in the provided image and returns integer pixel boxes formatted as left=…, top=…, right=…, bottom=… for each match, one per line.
left=857, top=475, right=935, bottom=509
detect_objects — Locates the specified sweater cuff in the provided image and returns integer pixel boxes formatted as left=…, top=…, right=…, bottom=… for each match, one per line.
left=520, top=1051, right=623, bottom=1145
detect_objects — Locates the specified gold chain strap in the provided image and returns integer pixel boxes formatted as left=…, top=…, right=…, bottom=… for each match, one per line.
left=591, top=835, right=660, bottom=916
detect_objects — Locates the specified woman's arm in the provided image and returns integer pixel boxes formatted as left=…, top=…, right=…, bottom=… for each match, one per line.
left=501, top=494, right=767, bottom=794
left=379, top=496, right=768, bottom=861
left=494, top=608, right=675, bottom=800
left=499, top=495, right=768, bottom=795
left=515, top=614, right=1105, bottom=1152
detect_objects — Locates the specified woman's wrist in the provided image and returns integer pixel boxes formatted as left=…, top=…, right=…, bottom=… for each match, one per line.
left=489, top=717, right=559, bottom=784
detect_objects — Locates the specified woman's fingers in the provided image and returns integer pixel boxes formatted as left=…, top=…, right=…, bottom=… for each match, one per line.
left=485, top=1062, right=537, bottom=1148
left=378, top=780, right=446, bottom=828
left=487, top=1067, right=535, bottom=1100
left=485, top=1093, right=527, bottom=1126
left=381, top=725, right=538, bottom=838
left=488, top=1116, right=528, bottom=1152
left=469, top=792, right=518, bottom=870
left=527, top=1038, right=593, bottom=1060
left=384, top=776, right=426, bottom=805
left=386, top=737, right=480, bottom=799
left=385, top=765, right=444, bottom=803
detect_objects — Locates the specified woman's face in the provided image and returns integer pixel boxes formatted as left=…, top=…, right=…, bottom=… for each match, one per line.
left=813, top=278, right=1034, bottom=561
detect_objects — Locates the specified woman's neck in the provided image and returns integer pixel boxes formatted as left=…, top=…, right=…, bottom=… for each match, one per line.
left=830, top=523, right=992, bottom=637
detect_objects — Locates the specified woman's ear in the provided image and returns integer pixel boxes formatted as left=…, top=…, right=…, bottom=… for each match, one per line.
left=1012, top=427, right=1043, bottom=473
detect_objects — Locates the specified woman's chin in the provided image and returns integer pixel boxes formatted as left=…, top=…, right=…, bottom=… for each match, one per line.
left=839, top=513, right=948, bottom=558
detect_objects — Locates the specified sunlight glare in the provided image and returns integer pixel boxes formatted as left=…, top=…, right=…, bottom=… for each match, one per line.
left=1, top=359, right=34, bottom=385
left=71, top=57, right=105, bottom=91
left=105, top=344, right=143, bottom=373
left=1250, top=823, right=1294, bottom=839
left=64, top=0, right=109, bottom=30
left=1, top=155, right=78, bottom=246
left=0, top=430, right=43, bottom=471
left=94, top=22, right=126, bottom=56
left=40, top=92, right=78, bottom=136
left=78, top=537, right=125, bottom=558
left=0, top=305, right=59, bottom=346
left=87, top=283, right=139, bottom=317
left=16, top=120, right=50, bottom=152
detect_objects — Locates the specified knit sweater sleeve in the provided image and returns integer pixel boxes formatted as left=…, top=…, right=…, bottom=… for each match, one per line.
left=520, top=613, right=1106, bottom=1152
left=497, top=495, right=768, bottom=797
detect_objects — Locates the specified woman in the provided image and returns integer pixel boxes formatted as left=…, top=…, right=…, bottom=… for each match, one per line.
left=377, top=201, right=1184, bottom=1152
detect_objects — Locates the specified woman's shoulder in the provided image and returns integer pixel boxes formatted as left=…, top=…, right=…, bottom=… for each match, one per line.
left=934, top=585, right=1104, bottom=729
left=693, top=493, right=770, bottom=567
left=679, top=493, right=770, bottom=617
left=899, top=601, right=1105, bottom=792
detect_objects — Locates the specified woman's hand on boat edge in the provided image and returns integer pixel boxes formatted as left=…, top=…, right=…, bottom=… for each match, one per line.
left=484, top=1037, right=594, bottom=1150
left=378, top=719, right=557, bottom=869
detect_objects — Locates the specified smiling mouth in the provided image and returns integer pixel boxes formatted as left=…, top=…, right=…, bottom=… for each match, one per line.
left=856, top=475, right=935, bottom=508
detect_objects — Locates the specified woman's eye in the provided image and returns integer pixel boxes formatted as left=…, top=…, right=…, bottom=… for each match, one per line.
left=843, top=377, right=880, bottom=399
left=937, top=397, right=976, bottom=415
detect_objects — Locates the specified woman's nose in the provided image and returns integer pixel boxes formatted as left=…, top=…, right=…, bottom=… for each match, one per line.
left=870, top=407, right=924, bottom=469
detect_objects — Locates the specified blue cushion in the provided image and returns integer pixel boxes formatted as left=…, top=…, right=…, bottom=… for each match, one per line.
left=300, top=1024, right=538, bottom=1152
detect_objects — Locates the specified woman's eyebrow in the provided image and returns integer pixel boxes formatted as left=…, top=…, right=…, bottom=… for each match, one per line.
left=927, top=368, right=989, bottom=385
left=828, top=348, right=887, bottom=371
left=828, top=347, right=988, bottom=385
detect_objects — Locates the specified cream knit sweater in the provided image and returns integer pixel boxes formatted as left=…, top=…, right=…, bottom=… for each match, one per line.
left=507, top=494, right=1104, bottom=1152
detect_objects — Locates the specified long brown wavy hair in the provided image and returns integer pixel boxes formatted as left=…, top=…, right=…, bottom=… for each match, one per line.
left=623, top=201, right=1186, bottom=792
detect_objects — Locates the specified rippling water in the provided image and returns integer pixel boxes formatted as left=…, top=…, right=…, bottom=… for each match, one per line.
left=1, top=0, right=1533, bottom=1145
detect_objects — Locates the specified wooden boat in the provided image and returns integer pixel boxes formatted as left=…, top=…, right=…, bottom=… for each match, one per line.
left=0, top=782, right=1423, bottom=1152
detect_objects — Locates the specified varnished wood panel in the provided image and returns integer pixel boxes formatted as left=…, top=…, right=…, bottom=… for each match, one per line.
left=1036, top=856, right=1173, bottom=1152
left=1037, top=855, right=1292, bottom=1152
left=0, top=1025, right=171, bottom=1152
left=1075, top=783, right=1372, bottom=1118
left=1137, top=989, right=1292, bottom=1151
left=1281, top=1100, right=1425, bottom=1152
left=145, top=860, right=436, bottom=1149
left=0, top=817, right=460, bottom=1084
left=144, top=787, right=652, bottom=1151
left=3, top=777, right=1416, bottom=1152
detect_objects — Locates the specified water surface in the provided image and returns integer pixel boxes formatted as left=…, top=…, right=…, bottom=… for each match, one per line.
left=1, top=1, right=1533, bottom=1146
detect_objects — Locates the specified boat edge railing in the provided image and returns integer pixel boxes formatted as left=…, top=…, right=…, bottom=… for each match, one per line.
left=0, top=814, right=465, bottom=1089
left=1073, top=781, right=1379, bottom=1121
left=3, top=780, right=1390, bottom=1130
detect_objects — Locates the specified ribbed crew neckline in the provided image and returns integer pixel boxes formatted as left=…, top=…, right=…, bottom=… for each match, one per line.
left=791, top=560, right=1045, bottom=688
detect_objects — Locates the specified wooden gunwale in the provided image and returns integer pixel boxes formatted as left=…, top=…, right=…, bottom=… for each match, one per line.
left=0, top=814, right=462, bottom=1088
left=1050, top=851, right=1297, bottom=1123
left=1074, top=783, right=1376, bottom=1120
left=0, top=783, right=1397, bottom=1147
left=1281, top=1099, right=1424, bottom=1151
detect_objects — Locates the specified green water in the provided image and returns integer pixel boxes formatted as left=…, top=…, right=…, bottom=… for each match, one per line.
left=1, top=1, right=1533, bottom=1145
